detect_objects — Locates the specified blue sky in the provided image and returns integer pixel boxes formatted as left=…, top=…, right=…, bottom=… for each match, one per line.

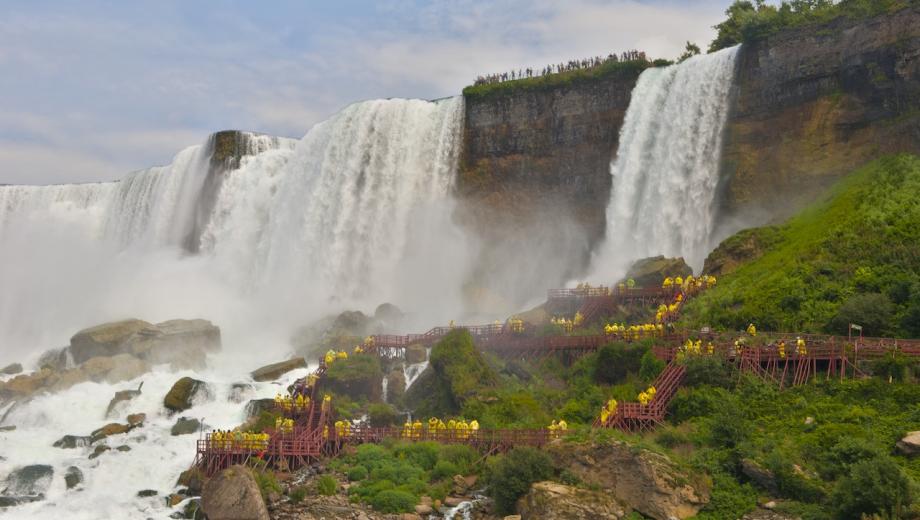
left=0, top=0, right=727, bottom=184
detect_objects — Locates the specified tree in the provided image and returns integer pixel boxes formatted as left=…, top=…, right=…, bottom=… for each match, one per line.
left=826, top=293, right=895, bottom=337
left=485, top=447, right=554, bottom=514
left=832, top=456, right=912, bottom=519
left=709, top=1, right=759, bottom=52
left=677, top=41, right=701, bottom=63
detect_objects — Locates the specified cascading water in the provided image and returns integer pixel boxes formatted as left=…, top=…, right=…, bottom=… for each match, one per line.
left=592, top=46, right=740, bottom=277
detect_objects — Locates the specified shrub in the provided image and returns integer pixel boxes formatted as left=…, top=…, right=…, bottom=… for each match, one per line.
left=288, top=485, right=307, bottom=503
left=347, top=465, right=368, bottom=481
left=870, top=352, right=915, bottom=382
left=683, top=355, right=733, bottom=388
left=431, top=460, right=460, bottom=482
left=368, top=402, right=399, bottom=427
left=639, top=349, right=665, bottom=381
left=368, top=489, right=418, bottom=513
left=832, top=456, right=913, bottom=519
left=393, top=442, right=440, bottom=471
left=485, top=447, right=554, bottom=515
left=595, top=342, right=648, bottom=384
left=317, top=475, right=337, bottom=496
left=826, top=293, right=894, bottom=336
left=438, top=444, right=477, bottom=474
left=252, top=470, right=282, bottom=500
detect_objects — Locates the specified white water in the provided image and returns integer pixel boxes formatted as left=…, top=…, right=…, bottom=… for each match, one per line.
left=592, top=46, right=740, bottom=278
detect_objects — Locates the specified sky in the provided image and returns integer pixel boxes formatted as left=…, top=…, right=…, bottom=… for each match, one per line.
left=0, top=0, right=727, bottom=185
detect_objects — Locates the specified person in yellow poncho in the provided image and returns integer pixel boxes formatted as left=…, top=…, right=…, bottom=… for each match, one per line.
left=573, top=312, right=584, bottom=327
left=675, top=276, right=683, bottom=286
left=354, top=345, right=363, bottom=355
left=707, top=341, right=714, bottom=355
left=469, top=420, right=479, bottom=438
left=337, top=350, right=348, bottom=360
left=457, top=420, right=469, bottom=440
left=747, top=323, right=757, bottom=337
left=778, top=340, right=786, bottom=358
left=796, top=336, right=807, bottom=355
left=324, top=349, right=336, bottom=365
left=412, top=420, right=423, bottom=440
left=663, top=277, right=673, bottom=289
left=402, top=421, right=412, bottom=438
left=638, top=391, right=650, bottom=406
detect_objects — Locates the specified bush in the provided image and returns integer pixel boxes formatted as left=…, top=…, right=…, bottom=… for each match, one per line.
left=288, top=485, right=307, bottom=503
left=368, top=489, right=418, bottom=513
left=347, top=465, right=368, bottom=481
left=832, top=456, right=913, bottom=519
left=317, top=475, right=337, bottom=496
left=253, top=470, right=282, bottom=500
left=826, top=293, right=895, bottom=336
left=639, top=349, right=665, bottom=381
left=595, top=342, right=648, bottom=384
left=393, top=442, right=440, bottom=471
left=431, top=460, right=460, bottom=481
left=870, top=352, right=915, bottom=382
left=683, top=356, right=733, bottom=388
left=485, top=447, right=554, bottom=515
left=368, top=402, right=399, bottom=427
left=438, top=444, right=477, bottom=474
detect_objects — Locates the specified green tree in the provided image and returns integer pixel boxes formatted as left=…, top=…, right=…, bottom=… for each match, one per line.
left=826, top=293, right=895, bottom=336
left=831, top=456, right=912, bottom=519
left=677, top=41, right=701, bottom=63
left=485, top=447, right=554, bottom=514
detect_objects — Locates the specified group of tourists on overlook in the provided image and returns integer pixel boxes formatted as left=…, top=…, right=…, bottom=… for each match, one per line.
left=209, top=429, right=270, bottom=451
left=400, top=417, right=481, bottom=440
left=474, top=49, right=647, bottom=85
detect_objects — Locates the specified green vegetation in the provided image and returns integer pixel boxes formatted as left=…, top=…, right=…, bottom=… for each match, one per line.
left=324, top=354, right=383, bottom=402
left=252, top=469, right=282, bottom=500
left=483, top=447, right=554, bottom=514
left=462, top=59, right=649, bottom=100
left=288, top=485, right=308, bottom=503
left=368, top=402, right=399, bottom=427
left=710, top=0, right=915, bottom=52
left=682, top=155, right=920, bottom=337
left=316, top=474, right=338, bottom=496
left=333, top=442, right=479, bottom=513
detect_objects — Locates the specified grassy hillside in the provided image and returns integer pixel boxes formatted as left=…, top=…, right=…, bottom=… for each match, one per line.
left=682, top=155, right=920, bottom=337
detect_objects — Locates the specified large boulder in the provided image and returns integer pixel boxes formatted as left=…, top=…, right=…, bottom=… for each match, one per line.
left=244, top=399, right=275, bottom=420
left=0, top=363, right=22, bottom=376
left=164, top=377, right=210, bottom=412
left=105, top=382, right=144, bottom=418
left=0, top=465, right=53, bottom=506
left=741, top=458, right=778, bottom=493
left=623, top=256, right=692, bottom=288
left=0, top=369, right=58, bottom=400
left=518, top=481, right=629, bottom=519
left=250, top=358, right=306, bottom=382
left=49, top=354, right=149, bottom=392
left=546, top=440, right=709, bottom=520
left=896, top=431, right=920, bottom=456
left=69, top=319, right=154, bottom=365
left=201, top=465, right=270, bottom=520
left=171, top=417, right=203, bottom=436
left=128, top=319, right=221, bottom=370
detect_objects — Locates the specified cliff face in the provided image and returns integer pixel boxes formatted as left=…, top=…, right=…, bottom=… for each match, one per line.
left=456, top=70, right=642, bottom=306
left=721, top=7, right=920, bottom=225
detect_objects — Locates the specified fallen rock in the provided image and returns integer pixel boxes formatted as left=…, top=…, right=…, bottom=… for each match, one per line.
left=518, top=481, right=628, bottom=519
left=0, top=363, right=22, bottom=376
left=89, top=445, right=111, bottom=460
left=374, top=303, right=403, bottom=327
left=53, top=435, right=93, bottom=449
left=405, top=344, right=427, bottom=364
left=64, top=466, right=83, bottom=490
left=168, top=493, right=184, bottom=507
left=70, top=319, right=154, bottom=365
left=137, top=489, right=158, bottom=497
left=164, top=377, right=210, bottom=412
left=415, top=503, right=433, bottom=515
left=896, top=431, right=920, bottom=456
left=127, top=413, right=146, bottom=426
left=105, top=382, right=144, bottom=418
left=741, top=458, right=778, bottom=494
left=250, top=358, right=306, bottom=382
left=624, top=255, right=692, bottom=288
left=0, top=369, right=58, bottom=400
left=443, top=496, right=464, bottom=507
left=0, top=465, right=54, bottom=505
left=547, top=440, right=709, bottom=520
left=116, top=445, right=131, bottom=452
left=48, top=354, right=149, bottom=393
left=91, top=422, right=132, bottom=443
left=171, top=417, right=203, bottom=436
left=201, top=465, right=270, bottom=520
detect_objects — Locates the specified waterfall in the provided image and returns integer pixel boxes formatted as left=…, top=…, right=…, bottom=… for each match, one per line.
left=593, top=46, right=740, bottom=277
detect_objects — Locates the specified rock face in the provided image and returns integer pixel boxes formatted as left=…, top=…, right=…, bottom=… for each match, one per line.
left=250, top=357, right=306, bottom=382
left=0, top=363, right=22, bottom=375
left=624, top=256, right=693, bottom=287
left=702, top=227, right=780, bottom=276
left=721, top=6, right=920, bottom=229
left=201, top=465, right=270, bottom=520
left=896, top=431, right=920, bottom=456
left=546, top=441, right=709, bottom=520
left=70, top=319, right=153, bottom=364
left=457, top=65, right=645, bottom=308
left=164, top=377, right=210, bottom=412
left=0, top=465, right=53, bottom=506
left=385, top=370, right=406, bottom=404
left=518, top=481, right=628, bottom=519
left=69, top=318, right=220, bottom=368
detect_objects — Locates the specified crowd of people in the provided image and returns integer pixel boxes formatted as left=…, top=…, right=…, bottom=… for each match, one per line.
left=599, top=399, right=618, bottom=425
left=637, top=385, right=657, bottom=406
left=551, top=313, right=582, bottom=332
left=604, top=322, right=665, bottom=338
left=662, top=274, right=717, bottom=292
left=547, top=419, right=569, bottom=439
left=400, top=417, right=482, bottom=440
left=274, top=392, right=311, bottom=412
left=324, top=349, right=350, bottom=365
left=209, top=429, right=271, bottom=451
left=473, top=50, right=647, bottom=86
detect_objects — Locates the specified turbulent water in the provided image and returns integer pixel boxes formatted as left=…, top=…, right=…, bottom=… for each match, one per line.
left=593, top=46, right=740, bottom=277
left=0, top=97, right=467, bottom=519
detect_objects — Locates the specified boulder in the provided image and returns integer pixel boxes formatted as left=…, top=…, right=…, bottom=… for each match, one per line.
left=164, top=377, right=210, bottom=412
left=405, top=344, right=427, bottom=365
left=137, top=489, right=158, bottom=497
left=0, top=363, right=22, bottom=376
left=0, top=369, right=58, bottom=400
left=374, top=302, right=403, bottom=324
left=115, top=445, right=131, bottom=452
left=244, top=398, right=275, bottom=420
left=37, top=347, right=70, bottom=371
left=324, top=355, right=383, bottom=402
left=53, top=435, right=93, bottom=449
left=70, top=319, right=154, bottom=365
left=201, top=465, right=270, bottom=520
left=896, top=431, right=920, bottom=456
left=741, top=458, right=778, bottom=493
left=518, top=481, right=628, bottom=519
left=171, top=417, right=203, bottom=436
left=250, top=357, right=306, bottom=382
left=105, top=382, right=144, bottom=418
left=623, top=256, right=692, bottom=288
left=64, top=466, right=83, bottom=490
left=177, top=467, right=205, bottom=496
left=128, top=319, right=221, bottom=370
left=0, top=426, right=14, bottom=432
left=127, top=413, right=146, bottom=426
left=91, top=422, right=132, bottom=443
left=0, top=465, right=53, bottom=505
left=546, top=440, right=709, bottom=520
left=228, top=383, right=254, bottom=403
left=88, top=445, right=111, bottom=460
left=50, top=354, right=149, bottom=392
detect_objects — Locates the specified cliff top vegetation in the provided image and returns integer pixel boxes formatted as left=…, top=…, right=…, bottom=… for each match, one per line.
left=709, top=0, right=917, bottom=52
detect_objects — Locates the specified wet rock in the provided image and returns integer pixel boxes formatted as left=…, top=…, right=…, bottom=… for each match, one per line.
left=250, top=357, right=306, bottom=382
left=244, top=398, right=275, bottom=420
left=443, top=496, right=464, bottom=507
left=228, top=383, right=253, bottom=403
left=896, top=431, right=920, bottom=456
left=182, top=497, right=202, bottom=519
left=171, top=417, right=203, bottom=436
left=70, top=319, right=154, bottom=365
left=164, top=377, right=210, bottom=412
left=37, top=347, right=70, bottom=371
left=53, top=435, right=93, bottom=449
left=89, top=445, right=111, bottom=460
left=385, top=369, right=406, bottom=404
left=168, top=493, right=184, bottom=507
left=0, top=363, right=22, bottom=376
left=91, top=422, right=132, bottom=443
left=415, top=504, right=433, bottom=515
left=0, top=368, right=58, bottom=400
left=116, top=445, right=132, bottom=452
left=0, top=426, right=14, bottom=432
left=129, top=319, right=221, bottom=370
left=105, top=382, right=144, bottom=418
left=177, top=468, right=205, bottom=496
left=127, top=413, right=146, bottom=426
left=64, top=466, right=83, bottom=490
left=201, top=465, right=270, bottom=520
left=405, top=344, right=427, bottom=364
left=50, top=354, right=149, bottom=391
left=518, top=481, right=628, bottom=519
left=374, top=303, right=404, bottom=328
left=0, top=465, right=54, bottom=505
left=138, top=489, right=158, bottom=497
left=624, top=255, right=692, bottom=287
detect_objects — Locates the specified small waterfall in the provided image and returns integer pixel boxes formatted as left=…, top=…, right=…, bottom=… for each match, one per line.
left=594, top=46, right=740, bottom=276
left=404, top=348, right=431, bottom=390
left=381, top=376, right=389, bottom=402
